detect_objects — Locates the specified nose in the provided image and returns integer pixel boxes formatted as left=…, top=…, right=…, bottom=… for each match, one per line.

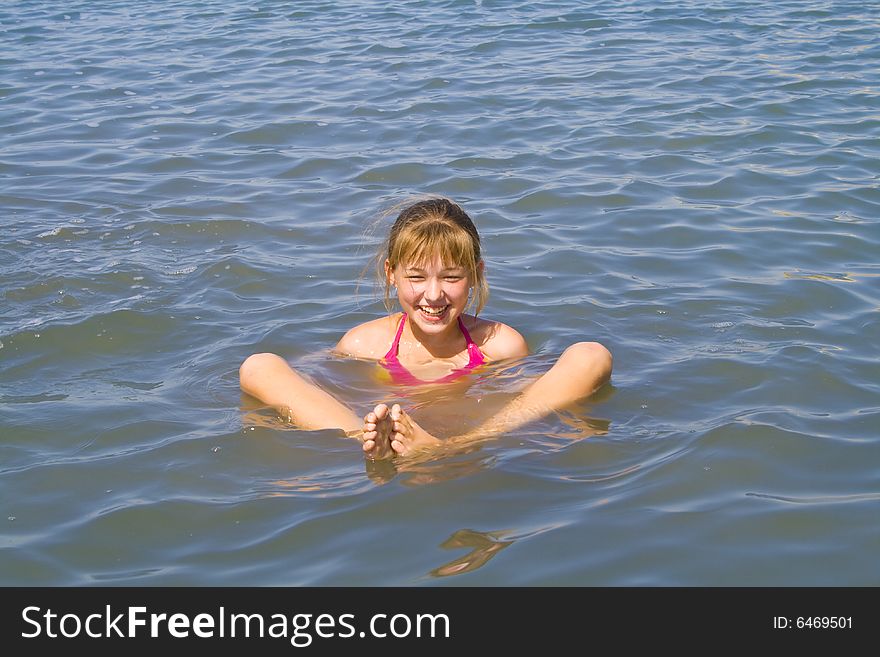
left=424, top=277, right=444, bottom=302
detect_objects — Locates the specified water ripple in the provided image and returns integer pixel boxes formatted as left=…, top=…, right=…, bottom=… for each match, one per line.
left=1, top=0, right=878, bottom=586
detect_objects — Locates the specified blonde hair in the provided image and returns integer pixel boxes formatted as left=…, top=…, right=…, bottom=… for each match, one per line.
left=378, top=198, right=489, bottom=315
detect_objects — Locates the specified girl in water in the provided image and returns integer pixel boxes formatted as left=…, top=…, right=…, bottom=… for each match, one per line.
left=239, top=198, right=612, bottom=460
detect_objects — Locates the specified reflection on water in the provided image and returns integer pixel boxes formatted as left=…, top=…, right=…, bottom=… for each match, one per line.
left=395, top=453, right=494, bottom=488
left=430, top=529, right=514, bottom=578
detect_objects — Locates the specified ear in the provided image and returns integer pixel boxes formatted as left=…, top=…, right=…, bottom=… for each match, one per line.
left=477, top=259, right=485, bottom=276
left=384, top=259, right=394, bottom=285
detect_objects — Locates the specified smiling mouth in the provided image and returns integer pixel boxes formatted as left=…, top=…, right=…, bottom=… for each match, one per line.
left=417, top=305, right=449, bottom=316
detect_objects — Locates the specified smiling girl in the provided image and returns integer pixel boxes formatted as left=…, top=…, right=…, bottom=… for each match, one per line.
left=239, top=198, right=612, bottom=460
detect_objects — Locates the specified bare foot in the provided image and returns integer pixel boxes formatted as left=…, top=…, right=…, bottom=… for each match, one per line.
left=362, top=403, right=394, bottom=460
left=390, top=404, right=443, bottom=456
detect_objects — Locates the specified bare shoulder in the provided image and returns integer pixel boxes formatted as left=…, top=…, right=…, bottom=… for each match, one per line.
left=464, top=316, right=529, bottom=362
left=333, top=314, right=399, bottom=360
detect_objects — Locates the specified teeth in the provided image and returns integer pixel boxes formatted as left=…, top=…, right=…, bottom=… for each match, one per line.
left=420, top=306, right=447, bottom=315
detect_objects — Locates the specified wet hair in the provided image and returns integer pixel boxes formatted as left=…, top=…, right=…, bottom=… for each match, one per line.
left=378, top=198, right=489, bottom=315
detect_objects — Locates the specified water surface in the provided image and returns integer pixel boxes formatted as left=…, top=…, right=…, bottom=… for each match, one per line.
left=1, top=0, right=878, bottom=585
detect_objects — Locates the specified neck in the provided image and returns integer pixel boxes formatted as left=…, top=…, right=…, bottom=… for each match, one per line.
left=401, top=312, right=464, bottom=357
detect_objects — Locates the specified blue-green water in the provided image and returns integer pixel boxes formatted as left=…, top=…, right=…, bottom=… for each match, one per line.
left=1, top=0, right=878, bottom=585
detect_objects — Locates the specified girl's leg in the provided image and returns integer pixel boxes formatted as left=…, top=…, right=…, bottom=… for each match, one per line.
left=239, top=353, right=362, bottom=434
left=390, top=341, right=613, bottom=455
left=476, top=340, right=613, bottom=434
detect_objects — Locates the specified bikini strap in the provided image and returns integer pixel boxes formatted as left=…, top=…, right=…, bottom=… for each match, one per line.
left=383, top=313, right=407, bottom=361
left=457, top=316, right=486, bottom=367
left=457, top=316, right=474, bottom=344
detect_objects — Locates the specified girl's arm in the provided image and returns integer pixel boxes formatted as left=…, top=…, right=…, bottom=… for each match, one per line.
left=332, top=316, right=395, bottom=360
left=479, top=321, right=530, bottom=362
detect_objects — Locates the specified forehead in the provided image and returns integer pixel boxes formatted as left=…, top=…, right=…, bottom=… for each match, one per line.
left=399, top=256, right=465, bottom=272
left=396, top=243, right=462, bottom=268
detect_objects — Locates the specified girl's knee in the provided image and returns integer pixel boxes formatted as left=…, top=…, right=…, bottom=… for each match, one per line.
left=562, top=341, right=613, bottom=376
left=240, top=352, right=287, bottom=383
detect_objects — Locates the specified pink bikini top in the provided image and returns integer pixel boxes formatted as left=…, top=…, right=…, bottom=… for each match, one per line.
left=380, top=313, right=486, bottom=385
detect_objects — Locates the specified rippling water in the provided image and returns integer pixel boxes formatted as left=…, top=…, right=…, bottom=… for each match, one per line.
left=2, top=0, right=878, bottom=585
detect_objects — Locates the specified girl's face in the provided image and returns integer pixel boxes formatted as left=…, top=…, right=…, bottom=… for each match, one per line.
left=387, top=255, right=478, bottom=335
